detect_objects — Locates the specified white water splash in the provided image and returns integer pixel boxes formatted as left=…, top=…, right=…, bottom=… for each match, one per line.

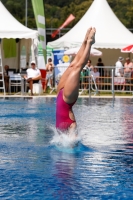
left=50, top=127, right=81, bottom=148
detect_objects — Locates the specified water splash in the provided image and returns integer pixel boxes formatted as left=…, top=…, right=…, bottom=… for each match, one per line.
left=50, top=127, right=80, bottom=147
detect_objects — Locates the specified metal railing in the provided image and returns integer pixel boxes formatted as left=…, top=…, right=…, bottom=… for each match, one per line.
left=50, top=66, right=133, bottom=98
left=4, top=65, right=132, bottom=97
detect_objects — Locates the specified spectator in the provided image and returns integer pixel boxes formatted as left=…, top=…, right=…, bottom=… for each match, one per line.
left=4, top=65, right=9, bottom=92
left=115, top=57, right=124, bottom=77
left=91, top=66, right=101, bottom=89
left=82, top=60, right=93, bottom=89
left=85, top=59, right=93, bottom=71
left=44, top=58, right=54, bottom=92
left=96, top=58, right=104, bottom=77
left=80, top=67, right=87, bottom=89
left=24, top=61, right=42, bottom=96
left=91, top=66, right=100, bottom=81
left=4, top=65, right=9, bottom=75
left=122, top=57, right=133, bottom=90
left=131, top=63, right=133, bottom=90
left=124, top=57, right=132, bottom=74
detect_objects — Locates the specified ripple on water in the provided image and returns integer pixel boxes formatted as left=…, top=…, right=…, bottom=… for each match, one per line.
left=0, top=98, right=133, bottom=199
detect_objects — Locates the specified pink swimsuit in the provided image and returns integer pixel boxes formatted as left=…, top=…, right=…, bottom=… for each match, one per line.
left=56, top=89, right=76, bottom=131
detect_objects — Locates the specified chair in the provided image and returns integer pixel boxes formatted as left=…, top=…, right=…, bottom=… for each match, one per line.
left=8, top=71, right=14, bottom=77
left=9, top=73, right=24, bottom=95
left=33, top=81, right=43, bottom=94
left=25, top=80, right=43, bottom=95
left=7, top=69, right=16, bottom=75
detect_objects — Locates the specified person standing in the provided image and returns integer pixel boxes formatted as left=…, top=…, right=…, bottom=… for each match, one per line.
left=122, top=57, right=133, bottom=90
left=4, top=65, right=9, bottom=92
left=80, top=59, right=93, bottom=90
left=124, top=57, right=132, bottom=74
left=96, top=58, right=104, bottom=77
left=44, top=58, right=54, bottom=92
left=80, top=67, right=88, bottom=90
left=131, top=59, right=133, bottom=90
left=90, top=66, right=101, bottom=89
left=85, top=59, right=93, bottom=71
left=115, top=57, right=124, bottom=77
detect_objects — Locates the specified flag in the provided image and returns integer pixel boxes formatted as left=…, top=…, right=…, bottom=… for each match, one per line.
left=51, top=14, right=75, bottom=38
left=31, top=0, right=46, bottom=63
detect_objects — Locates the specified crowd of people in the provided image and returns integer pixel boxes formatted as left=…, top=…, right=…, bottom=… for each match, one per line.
left=115, top=57, right=133, bottom=78
left=2, top=54, right=133, bottom=94
left=80, top=58, right=104, bottom=89
left=2, top=58, right=54, bottom=95
left=115, top=56, right=133, bottom=90
left=32, top=55, right=133, bottom=92
left=79, top=56, right=133, bottom=91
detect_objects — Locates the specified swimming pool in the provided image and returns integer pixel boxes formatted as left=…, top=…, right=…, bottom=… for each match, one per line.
left=0, top=97, right=133, bottom=199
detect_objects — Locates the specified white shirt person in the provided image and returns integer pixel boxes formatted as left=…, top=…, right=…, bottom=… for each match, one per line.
left=115, top=57, right=124, bottom=77
left=26, top=67, right=41, bottom=79
left=24, top=61, right=42, bottom=95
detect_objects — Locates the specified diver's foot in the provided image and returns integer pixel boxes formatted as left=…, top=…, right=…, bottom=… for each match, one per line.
left=87, top=27, right=96, bottom=45
left=84, top=27, right=92, bottom=42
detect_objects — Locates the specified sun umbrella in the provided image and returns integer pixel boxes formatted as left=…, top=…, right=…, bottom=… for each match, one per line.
left=64, top=47, right=102, bottom=56
left=121, top=45, right=133, bottom=53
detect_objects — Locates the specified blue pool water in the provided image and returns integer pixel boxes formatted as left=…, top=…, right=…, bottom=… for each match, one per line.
left=0, top=97, right=133, bottom=199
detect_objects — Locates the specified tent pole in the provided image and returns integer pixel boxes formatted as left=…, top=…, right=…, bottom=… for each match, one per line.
left=25, top=0, right=28, bottom=27
left=17, top=40, right=21, bottom=72
left=31, top=39, right=35, bottom=61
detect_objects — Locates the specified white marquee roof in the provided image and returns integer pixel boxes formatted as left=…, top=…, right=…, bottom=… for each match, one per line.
left=48, top=0, right=133, bottom=49
left=0, top=1, right=38, bottom=39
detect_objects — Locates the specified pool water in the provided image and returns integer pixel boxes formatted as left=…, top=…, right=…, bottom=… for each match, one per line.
left=0, top=97, right=133, bottom=199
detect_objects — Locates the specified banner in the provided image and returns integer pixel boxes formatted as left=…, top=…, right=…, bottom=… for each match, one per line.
left=51, top=14, right=75, bottom=38
left=37, top=44, right=53, bottom=69
left=32, top=0, right=46, bottom=63
left=53, top=49, right=70, bottom=86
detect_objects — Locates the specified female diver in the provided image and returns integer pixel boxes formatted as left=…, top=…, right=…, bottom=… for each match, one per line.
left=56, top=27, right=96, bottom=134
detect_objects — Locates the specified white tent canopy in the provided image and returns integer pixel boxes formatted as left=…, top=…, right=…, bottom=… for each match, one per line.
left=0, top=1, right=38, bottom=39
left=64, top=47, right=102, bottom=56
left=48, top=0, right=133, bottom=49
left=0, top=1, right=38, bottom=70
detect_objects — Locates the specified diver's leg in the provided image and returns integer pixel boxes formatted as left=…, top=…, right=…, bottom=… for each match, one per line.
left=63, top=28, right=96, bottom=104
left=57, top=28, right=92, bottom=94
left=44, top=79, right=48, bottom=92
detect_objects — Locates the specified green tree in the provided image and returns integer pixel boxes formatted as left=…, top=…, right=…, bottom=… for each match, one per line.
left=0, top=0, right=133, bottom=29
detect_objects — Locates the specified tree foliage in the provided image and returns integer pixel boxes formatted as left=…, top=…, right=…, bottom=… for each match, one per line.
left=1, top=0, right=133, bottom=29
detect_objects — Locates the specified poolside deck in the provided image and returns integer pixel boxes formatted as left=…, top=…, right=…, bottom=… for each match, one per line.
left=0, top=93, right=133, bottom=98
